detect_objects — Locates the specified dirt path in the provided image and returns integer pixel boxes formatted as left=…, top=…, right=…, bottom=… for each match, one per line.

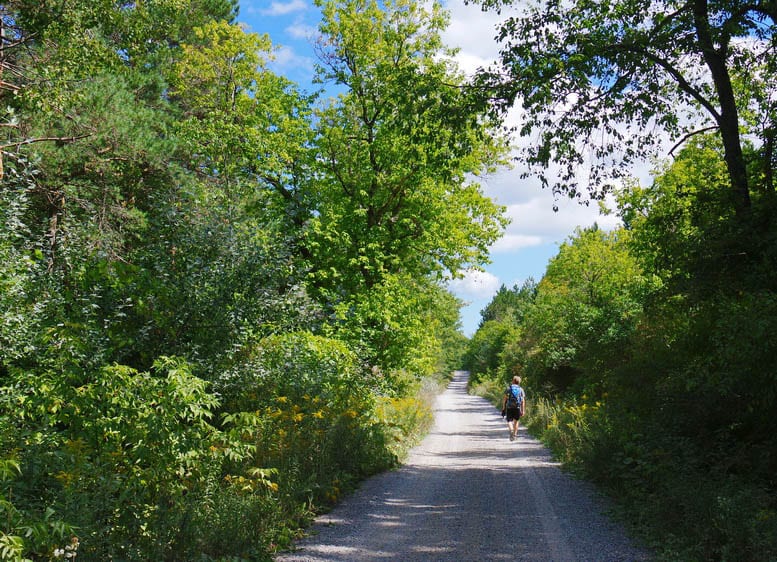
left=276, top=371, right=651, bottom=561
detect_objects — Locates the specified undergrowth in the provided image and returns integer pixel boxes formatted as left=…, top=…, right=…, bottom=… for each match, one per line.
left=515, top=394, right=777, bottom=562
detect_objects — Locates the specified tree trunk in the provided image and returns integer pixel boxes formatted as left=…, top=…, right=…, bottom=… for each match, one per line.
left=765, top=131, right=775, bottom=194
left=693, top=0, right=752, bottom=216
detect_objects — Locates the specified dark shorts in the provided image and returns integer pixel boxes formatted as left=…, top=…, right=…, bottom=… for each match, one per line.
left=505, top=407, right=522, bottom=422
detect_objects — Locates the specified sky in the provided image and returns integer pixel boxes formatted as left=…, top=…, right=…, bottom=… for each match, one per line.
left=236, top=0, right=650, bottom=336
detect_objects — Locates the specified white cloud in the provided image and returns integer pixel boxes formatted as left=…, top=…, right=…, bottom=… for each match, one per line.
left=261, top=0, right=307, bottom=16
left=489, top=233, right=544, bottom=253
left=441, top=0, right=503, bottom=68
left=477, top=162, right=624, bottom=255
left=270, top=45, right=315, bottom=75
left=503, top=195, right=619, bottom=239
left=448, top=269, right=501, bottom=299
left=286, top=21, right=318, bottom=40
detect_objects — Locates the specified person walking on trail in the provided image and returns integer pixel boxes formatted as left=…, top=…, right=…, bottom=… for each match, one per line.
left=501, top=375, right=526, bottom=441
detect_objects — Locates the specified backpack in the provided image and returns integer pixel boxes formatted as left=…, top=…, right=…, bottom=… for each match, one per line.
left=506, top=384, right=523, bottom=409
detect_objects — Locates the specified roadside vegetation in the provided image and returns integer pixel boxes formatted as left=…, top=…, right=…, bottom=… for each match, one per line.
left=465, top=1, right=777, bottom=559
left=0, top=0, right=484, bottom=559
left=3, top=0, right=776, bottom=560
left=466, top=142, right=777, bottom=560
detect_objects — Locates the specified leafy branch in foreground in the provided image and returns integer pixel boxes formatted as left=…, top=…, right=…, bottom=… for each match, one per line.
left=473, top=0, right=776, bottom=216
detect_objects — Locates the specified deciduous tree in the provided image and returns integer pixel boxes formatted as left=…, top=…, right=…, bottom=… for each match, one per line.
left=310, top=0, right=509, bottom=297
left=474, top=0, right=776, bottom=216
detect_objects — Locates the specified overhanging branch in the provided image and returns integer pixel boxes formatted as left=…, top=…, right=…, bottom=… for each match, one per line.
left=668, top=125, right=718, bottom=155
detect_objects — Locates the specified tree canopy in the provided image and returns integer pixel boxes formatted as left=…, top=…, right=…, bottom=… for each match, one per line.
left=474, top=0, right=776, bottom=216
left=310, top=0, right=509, bottom=293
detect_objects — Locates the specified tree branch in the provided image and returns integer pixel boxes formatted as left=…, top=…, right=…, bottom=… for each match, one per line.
left=0, top=133, right=92, bottom=150
left=668, top=125, right=718, bottom=155
left=612, top=42, right=721, bottom=121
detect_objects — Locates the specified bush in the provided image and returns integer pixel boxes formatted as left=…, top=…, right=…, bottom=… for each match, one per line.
left=377, top=389, right=435, bottom=457
left=1, top=357, right=275, bottom=561
left=214, top=332, right=404, bottom=550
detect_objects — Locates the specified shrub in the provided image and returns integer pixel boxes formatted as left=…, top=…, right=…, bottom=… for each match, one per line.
left=214, top=332, right=400, bottom=549
left=2, top=357, right=272, bottom=561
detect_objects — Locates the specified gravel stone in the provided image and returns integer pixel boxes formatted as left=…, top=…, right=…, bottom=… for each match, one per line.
left=275, top=371, right=653, bottom=561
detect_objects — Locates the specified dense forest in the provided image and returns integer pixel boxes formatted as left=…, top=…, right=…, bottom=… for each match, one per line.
left=0, top=0, right=498, bottom=559
left=466, top=0, right=777, bottom=556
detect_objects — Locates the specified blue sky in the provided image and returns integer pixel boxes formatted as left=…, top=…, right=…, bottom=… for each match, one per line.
left=236, top=0, right=635, bottom=336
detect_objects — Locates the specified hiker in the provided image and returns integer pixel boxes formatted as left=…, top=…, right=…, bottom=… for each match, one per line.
left=501, top=375, right=526, bottom=441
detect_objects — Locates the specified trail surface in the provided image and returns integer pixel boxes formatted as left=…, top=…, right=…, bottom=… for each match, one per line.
left=276, top=371, right=651, bottom=561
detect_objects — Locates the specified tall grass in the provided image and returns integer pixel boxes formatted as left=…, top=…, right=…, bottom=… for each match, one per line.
left=377, top=376, right=440, bottom=459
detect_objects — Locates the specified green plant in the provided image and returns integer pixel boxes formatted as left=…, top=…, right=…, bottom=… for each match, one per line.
left=0, top=458, right=76, bottom=561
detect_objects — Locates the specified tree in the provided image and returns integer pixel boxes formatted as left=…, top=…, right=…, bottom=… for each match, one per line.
left=616, top=136, right=736, bottom=294
left=309, top=0, right=509, bottom=296
left=0, top=0, right=238, bottom=180
left=305, top=0, right=509, bottom=374
left=327, top=273, right=465, bottom=380
left=112, top=20, right=322, bottom=370
left=479, top=279, right=536, bottom=327
left=522, top=226, right=649, bottom=392
left=166, top=20, right=315, bottom=225
left=474, top=0, right=776, bottom=216
left=463, top=318, right=515, bottom=380
left=0, top=1, right=196, bottom=374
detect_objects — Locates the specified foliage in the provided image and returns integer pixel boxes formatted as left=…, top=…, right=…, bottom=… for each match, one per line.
left=2, top=357, right=267, bottom=560
left=0, top=163, right=45, bottom=372
left=463, top=319, right=516, bottom=385
left=326, top=274, right=463, bottom=381
left=522, top=226, right=651, bottom=393
left=431, top=291, right=469, bottom=375
left=375, top=376, right=439, bottom=456
left=466, top=227, right=650, bottom=397
left=617, top=137, right=757, bottom=298
left=307, top=0, right=508, bottom=378
left=468, top=135, right=777, bottom=559
left=478, top=279, right=536, bottom=327
left=0, top=0, right=498, bottom=558
left=166, top=18, right=315, bottom=221
left=214, top=332, right=439, bottom=551
left=464, top=281, right=536, bottom=389
left=0, top=457, right=76, bottom=561
left=473, top=0, right=776, bottom=214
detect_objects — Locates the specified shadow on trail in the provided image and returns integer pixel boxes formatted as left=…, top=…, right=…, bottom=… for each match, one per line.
left=280, top=464, right=577, bottom=561
left=276, top=371, right=652, bottom=562
left=309, top=469, right=578, bottom=561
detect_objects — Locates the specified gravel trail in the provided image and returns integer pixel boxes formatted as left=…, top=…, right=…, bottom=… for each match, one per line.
left=275, top=371, right=652, bottom=561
